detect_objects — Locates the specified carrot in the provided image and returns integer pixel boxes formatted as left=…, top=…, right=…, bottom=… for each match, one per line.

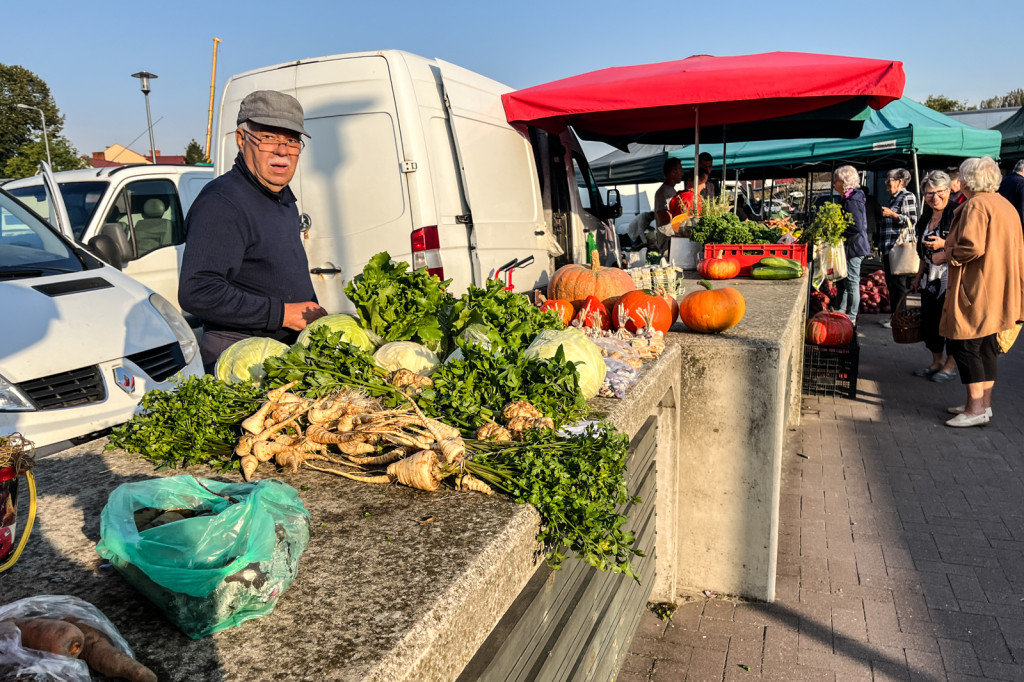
left=71, top=621, right=157, bottom=682
left=15, top=618, right=84, bottom=658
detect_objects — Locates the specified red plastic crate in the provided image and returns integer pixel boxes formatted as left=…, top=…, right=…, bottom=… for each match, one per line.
left=702, top=243, right=808, bottom=276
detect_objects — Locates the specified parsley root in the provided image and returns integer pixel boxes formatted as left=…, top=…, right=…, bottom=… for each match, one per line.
left=14, top=618, right=84, bottom=658
left=70, top=621, right=157, bottom=682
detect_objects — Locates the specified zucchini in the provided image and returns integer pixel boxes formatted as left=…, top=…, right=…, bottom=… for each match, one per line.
left=751, top=264, right=802, bottom=280
left=759, top=256, right=803, bottom=270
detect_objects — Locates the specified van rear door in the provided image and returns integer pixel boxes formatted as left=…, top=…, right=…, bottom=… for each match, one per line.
left=436, top=60, right=549, bottom=293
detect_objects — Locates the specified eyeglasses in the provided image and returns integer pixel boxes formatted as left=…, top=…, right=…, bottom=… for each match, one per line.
left=923, top=190, right=949, bottom=199
left=242, top=129, right=304, bottom=155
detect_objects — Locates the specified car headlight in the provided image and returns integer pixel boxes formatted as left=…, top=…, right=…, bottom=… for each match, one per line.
left=0, top=374, right=36, bottom=411
left=149, top=293, right=198, bottom=364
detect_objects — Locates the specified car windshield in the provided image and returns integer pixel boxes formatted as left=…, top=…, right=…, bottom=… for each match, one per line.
left=6, top=180, right=109, bottom=241
left=0, top=191, right=84, bottom=278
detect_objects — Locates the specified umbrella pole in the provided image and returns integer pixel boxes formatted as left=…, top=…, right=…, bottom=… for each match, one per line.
left=722, top=125, right=728, bottom=209
left=693, top=105, right=701, bottom=197
left=911, top=151, right=921, bottom=204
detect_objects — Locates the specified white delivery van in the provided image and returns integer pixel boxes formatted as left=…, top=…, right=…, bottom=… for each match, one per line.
left=0, top=184, right=203, bottom=447
left=216, top=50, right=620, bottom=312
left=3, top=164, right=213, bottom=309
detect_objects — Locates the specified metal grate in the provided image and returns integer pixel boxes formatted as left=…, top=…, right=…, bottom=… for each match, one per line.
left=127, top=343, right=186, bottom=382
left=18, top=366, right=106, bottom=410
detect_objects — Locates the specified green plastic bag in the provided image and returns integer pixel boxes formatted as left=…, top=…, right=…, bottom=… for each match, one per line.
left=96, top=476, right=310, bottom=638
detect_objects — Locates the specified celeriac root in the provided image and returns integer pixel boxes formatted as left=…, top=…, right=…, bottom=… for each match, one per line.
left=476, top=422, right=512, bottom=442
left=506, top=416, right=555, bottom=439
left=502, top=401, right=543, bottom=421
left=388, top=368, right=434, bottom=394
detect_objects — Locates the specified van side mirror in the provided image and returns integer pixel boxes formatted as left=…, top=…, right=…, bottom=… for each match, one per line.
left=604, top=188, right=623, bottom=220
left=87, top=234, right=124, bottom=270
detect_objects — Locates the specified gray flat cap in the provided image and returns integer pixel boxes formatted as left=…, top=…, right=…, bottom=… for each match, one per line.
left=237, top=90, right=310, bottom=138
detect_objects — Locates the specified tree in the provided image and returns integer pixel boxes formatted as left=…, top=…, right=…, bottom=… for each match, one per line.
left=183, top=138, right=208, bottom=165
left=0, top=64, right=66, bottom=169
left=3, top=136, right=87, bottom=179
left=923, top=94, right=973, bottom=113
left=980, top=88, right=1024, bottom=109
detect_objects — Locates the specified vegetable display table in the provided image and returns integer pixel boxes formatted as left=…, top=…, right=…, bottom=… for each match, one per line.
left=0, top=274, right=806, bottom=679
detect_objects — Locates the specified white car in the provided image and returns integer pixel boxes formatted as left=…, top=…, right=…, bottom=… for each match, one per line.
left=0, top=184, right=203, bottom=447
left=3, top=164, right=212, bottom=310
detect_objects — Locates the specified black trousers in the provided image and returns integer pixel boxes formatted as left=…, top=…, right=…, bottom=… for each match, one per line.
left=948, top=334, right=999, bottom=384
left=882, top=252, right=911, bottom=312
left=919, top=289, right=947, bottom=354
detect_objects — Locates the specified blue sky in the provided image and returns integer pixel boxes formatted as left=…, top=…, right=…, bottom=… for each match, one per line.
left=3, top=0, right=1020, bottom=162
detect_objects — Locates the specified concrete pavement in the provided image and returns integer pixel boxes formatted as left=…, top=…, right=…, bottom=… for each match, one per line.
left=621, top=312, right=1024, bottom=681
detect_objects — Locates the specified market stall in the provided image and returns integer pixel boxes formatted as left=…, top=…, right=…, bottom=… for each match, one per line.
left=1, top=249, right=813, bottom=680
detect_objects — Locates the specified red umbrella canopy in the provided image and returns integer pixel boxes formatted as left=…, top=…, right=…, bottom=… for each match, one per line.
left=502, top=52, right=905, bottom=146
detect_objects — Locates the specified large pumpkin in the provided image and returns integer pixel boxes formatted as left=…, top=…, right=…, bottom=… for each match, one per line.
left=539, top=299, right=574, bottom=326
left=548, top=250, right=636, bottom=308
left=678, top=280, right=746, bottom=333
left=611, top=290, right=673, bottom=334
left=697, top=255, right=741, bottom=280
left=805, top=311, right=854, bottom=346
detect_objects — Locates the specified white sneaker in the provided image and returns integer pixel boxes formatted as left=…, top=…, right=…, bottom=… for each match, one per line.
left=947, top=406, right=993, bottom=417
left=946, top=412, right=991, bottom=428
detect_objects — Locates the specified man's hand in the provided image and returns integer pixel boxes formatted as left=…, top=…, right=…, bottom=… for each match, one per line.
left=283, top=301, right=328, bottom=330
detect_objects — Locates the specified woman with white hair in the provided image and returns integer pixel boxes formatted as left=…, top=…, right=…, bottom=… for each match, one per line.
left=831, top=165, right=871, bottom=325
left=929, top=156, right=1024, bottom=427
left=909, top=170, right=958, bottom=381
left=879, top=168, right=918, bottom=328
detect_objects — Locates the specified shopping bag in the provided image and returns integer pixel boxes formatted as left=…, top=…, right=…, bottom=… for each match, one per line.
left=997, top=323, right=1022, bottom=353
left=888, top=227, right=920, bottom=275
left=96, top=476, right=310, bottom=638
left=669, top=237, right=700, bottom=270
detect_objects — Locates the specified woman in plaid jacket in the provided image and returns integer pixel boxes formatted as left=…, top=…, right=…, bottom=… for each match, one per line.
left=879, top=168, right=919, bottom=328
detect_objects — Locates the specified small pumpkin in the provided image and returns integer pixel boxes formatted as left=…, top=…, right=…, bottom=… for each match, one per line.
left=805, top=311, right=854, bottom=347
left=539, top=299, right=574, bottom=326
left=548, top=250, right=636, bottom=308
left=678, top=279, right=746, bottom=334
left=575, top=295, right=611, bottom=330
left=612, top=290, right=673, bottom=334
left=697, top=255, right=741, bottom=280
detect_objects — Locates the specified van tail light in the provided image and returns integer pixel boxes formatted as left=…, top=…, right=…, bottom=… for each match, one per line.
left=411, top=226, right=444, bottom=279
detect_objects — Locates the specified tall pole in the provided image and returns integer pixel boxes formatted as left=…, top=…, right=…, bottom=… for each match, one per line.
left=205, top=37, right=221, bottom=161
left=132, top=71, right=158, bottom=164
left=15, top=104, right=50, bottom=168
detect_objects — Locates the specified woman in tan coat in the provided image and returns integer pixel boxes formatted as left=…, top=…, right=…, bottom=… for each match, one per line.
left=929, top=156, right=1024, bottom=427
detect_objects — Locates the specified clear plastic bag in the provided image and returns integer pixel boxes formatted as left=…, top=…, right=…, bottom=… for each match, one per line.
left=0, top=594, right=136, bottom=681
left=96, top=476, right=310, bottom=639
left=591, top=337, right=642, bottom=369
left=598, top=357, right=641, bottom=399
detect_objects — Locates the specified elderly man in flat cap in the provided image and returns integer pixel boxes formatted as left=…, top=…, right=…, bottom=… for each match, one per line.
left=180, top=90, right=326, bottom=372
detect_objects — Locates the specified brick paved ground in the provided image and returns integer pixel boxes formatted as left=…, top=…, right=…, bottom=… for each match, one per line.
left=621, top=312, right=1024, bottom=681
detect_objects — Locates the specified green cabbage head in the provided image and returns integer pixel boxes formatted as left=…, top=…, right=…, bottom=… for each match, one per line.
left=373, top=341, right=440, bottom=376
left=215, top=337, right=290, bottom=385
left=525, top=328, right=606, bottom=400
left=296, top=314, right=374, bottom=351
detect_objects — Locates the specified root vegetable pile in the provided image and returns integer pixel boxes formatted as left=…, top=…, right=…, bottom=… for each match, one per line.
left=6, top=617, right=157, bottom=682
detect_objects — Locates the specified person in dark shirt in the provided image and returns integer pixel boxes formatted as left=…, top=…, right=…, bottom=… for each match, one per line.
left=179, top=90, right=326, bottom=372
left=997, top=159, right=1024, bottom=230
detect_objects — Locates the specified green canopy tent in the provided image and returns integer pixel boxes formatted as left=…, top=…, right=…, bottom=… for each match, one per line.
left=591, top=97, right=1003, bottom=184
left=994, top=106, right=1024, bottom=162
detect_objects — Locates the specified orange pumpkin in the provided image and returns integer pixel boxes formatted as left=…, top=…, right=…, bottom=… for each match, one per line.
left=612, top=290, right=673, bottom=334
left=575, top=295, right=611, bottom=330
left=805, top=312, right=854, bottom=346
left=697, top=255, right=741, bottom=280
left=539, top=299, right=574, bottom=326
left=678, top=280, right=746, bottom=333
left=548, top=250, right=636, bottom=308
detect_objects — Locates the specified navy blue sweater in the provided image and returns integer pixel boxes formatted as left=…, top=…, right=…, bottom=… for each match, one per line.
left=178, top=155, right=315, bottom=340
left=841, top=189, right=871, bottom=259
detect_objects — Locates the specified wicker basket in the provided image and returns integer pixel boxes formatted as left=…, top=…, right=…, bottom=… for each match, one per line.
left=891, top=295, right=922, bottom=344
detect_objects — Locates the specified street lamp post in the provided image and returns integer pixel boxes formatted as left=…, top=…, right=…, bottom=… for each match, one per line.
left=15, top=104, right=51, bottom=168
left=131, top=71, right=159, bottom=164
